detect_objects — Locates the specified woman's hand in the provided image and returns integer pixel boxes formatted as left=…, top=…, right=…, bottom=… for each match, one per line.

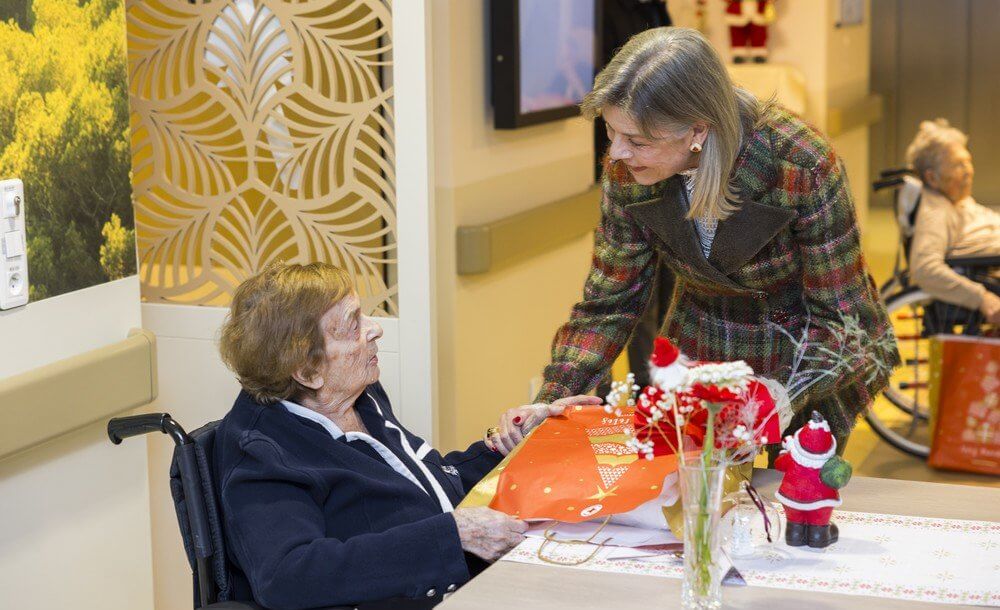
left=452, top=507, right=527, bottom=562
left=980, top=291, right=1000, bottom=325
left=492, top=395, right=603, bottom=455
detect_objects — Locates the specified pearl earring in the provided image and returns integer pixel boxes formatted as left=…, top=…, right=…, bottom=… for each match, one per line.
left=690, top=142, right=703, bottom=153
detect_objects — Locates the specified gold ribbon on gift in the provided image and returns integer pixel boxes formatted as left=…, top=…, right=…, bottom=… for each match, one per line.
left=458, top=428, right=535, bottom=510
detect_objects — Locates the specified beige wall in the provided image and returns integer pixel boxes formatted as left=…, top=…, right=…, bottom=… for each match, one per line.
left=824, top=0, right=872, bottom=230
left=681, top=0, right=873, bottom=226
left=431, top=0, right=596, bottom=450
left=0, top=278, right=154, bottom=610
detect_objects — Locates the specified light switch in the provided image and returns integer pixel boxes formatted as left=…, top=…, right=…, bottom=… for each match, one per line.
left=1, top=191, right=18, bottom=218
left=3, top=231, right=24, bottom=258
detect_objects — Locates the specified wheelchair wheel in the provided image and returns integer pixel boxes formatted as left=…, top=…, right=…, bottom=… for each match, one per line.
left=870, top=286, right=933, bottom=458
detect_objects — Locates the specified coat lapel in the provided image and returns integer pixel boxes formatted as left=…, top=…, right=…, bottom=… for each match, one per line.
left=626, top=176, right=747, bottom=292
left=626, top=175, right=796, bottom=291
left=708, top=197, right=797, bottom=275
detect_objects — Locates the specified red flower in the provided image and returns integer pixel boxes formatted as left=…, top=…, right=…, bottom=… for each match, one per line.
left=634, top=385, right=709, bottom=455
left=634, top=377, right=781, bottom=456
left=687, top=382, right=742, bottom=404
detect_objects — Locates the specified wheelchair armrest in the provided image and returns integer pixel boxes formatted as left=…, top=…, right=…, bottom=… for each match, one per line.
left=945, top=254, right=1000, bottom=268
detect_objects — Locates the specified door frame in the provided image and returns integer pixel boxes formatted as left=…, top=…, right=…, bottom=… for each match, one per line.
left=392, top=0, right=438, bottom=442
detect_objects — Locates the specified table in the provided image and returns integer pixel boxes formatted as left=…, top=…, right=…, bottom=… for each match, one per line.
left=440, top=470, right=1000, bottom=609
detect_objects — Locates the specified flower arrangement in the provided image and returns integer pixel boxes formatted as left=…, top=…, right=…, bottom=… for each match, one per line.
left=604, top=337, right=788, bottom=609
left=604, top=339, right=788, bottom=468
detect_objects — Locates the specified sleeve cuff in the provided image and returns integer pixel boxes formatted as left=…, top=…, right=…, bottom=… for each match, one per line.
left=534, top=381, right=572, bottom=404
left=424, top=512, right=472, bottom=597
left=972, top=282, right=988, bottom=309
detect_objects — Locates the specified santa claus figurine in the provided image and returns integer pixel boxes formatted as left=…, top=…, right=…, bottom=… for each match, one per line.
left=774, top=411, right=852, bottom=548
left=725, top=0, right=776, bottom=63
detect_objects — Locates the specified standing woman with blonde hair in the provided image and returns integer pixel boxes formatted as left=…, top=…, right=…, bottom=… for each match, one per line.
left=517, top=27, right=899, bottom=452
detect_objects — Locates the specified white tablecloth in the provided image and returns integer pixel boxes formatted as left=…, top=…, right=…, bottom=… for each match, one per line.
left=502, top=509, right=1000, bottom=606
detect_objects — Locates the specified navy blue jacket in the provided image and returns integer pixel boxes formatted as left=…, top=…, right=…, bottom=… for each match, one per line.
left=213, top=383, right=501, bottom=609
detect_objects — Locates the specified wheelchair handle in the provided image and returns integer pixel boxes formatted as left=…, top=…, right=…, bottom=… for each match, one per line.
left=107, top=413, right=191, bottom=446
left=878, top=167, right=915, bottom=179
left=872, top=176, right=905, bottom=192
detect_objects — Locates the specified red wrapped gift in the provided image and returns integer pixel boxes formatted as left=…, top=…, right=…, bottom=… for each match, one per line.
left=927, top=335, right=1000, bottom=475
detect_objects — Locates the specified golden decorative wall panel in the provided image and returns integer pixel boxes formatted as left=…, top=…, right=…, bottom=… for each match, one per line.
left=128, top=0, right=397, bottom=314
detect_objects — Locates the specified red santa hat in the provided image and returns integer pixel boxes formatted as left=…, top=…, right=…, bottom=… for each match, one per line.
left=650, top=337, right=680, bottom=367
left=783, top=411, right=837, bottom=468
left=798, top=411, right=835, bottom=454
left=649, top=337, right=687, bottom=391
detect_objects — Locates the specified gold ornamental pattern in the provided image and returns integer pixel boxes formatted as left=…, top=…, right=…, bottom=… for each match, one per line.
left=128, top=0, right=397, bottom=314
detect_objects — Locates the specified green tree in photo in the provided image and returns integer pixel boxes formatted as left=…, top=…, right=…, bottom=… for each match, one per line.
left=99, top=212, right=135, bottom=281
left=0, top=0, right=135, bottom=300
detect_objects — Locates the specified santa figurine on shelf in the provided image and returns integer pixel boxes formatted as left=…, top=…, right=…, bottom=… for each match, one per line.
left=725, top=0, right=776, bottom=63
left=774, top=411, right=853, bottom=548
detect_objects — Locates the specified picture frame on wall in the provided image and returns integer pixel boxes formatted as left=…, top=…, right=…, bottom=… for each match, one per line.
left=836, top=0, right=865, bottom=27
left=490, top=0, right=602, bottom=129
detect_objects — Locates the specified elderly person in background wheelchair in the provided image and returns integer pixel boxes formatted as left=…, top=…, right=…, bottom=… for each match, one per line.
left=908, top=119, right=1000, bottom=327
left=214, top=261, right=598, bottom=609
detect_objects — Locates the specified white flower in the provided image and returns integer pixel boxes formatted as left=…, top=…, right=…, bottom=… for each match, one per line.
left=731, top=424, right=753, bottom=442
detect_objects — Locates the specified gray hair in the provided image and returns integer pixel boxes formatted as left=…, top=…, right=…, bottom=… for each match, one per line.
left=581, top=27, right=762, bottom=220
left=905, top=119, right=968, bottom=182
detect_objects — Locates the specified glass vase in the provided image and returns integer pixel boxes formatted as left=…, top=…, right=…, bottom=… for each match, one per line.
left=678, top=463, right=727, bottom=610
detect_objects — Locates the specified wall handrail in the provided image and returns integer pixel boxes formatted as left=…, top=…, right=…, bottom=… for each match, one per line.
left=0, top=328, right=158, bottom=461
left=456, top=185, right=602, bottom=275
left=827, top=93, right=884, bottom=138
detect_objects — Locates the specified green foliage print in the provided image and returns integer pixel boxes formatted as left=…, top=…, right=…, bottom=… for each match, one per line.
left=0, top=0, right=135, bottom=300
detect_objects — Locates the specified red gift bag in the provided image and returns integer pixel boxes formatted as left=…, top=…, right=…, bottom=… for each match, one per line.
left=927, top=335, right=1000, bottom=475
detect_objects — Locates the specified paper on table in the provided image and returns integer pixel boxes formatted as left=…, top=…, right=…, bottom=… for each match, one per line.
left=506, top=536, right=743, bottom=585
left=525, top=520, right=680, bottom=548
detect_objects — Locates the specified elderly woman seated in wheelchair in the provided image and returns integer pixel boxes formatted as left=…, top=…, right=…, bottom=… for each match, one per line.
left=214, top=261, right=598, bottom=609
left=906, top=118, right=1000, bottom=327
left=867, top=119, right=1000, bottom=458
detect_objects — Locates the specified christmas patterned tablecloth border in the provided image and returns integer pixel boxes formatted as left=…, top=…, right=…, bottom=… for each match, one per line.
left=501, top=509, right=1000, bottom=607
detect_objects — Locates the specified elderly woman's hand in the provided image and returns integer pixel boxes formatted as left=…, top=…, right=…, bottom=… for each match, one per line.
left=491, top=395, right=603, bottom=455
left=452, top=507, right=527, bottom=562
left=980, top=292, right=1000, bottom=325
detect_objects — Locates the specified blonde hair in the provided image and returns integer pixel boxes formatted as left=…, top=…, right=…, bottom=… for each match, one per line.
left=219, top=261, right=353, bottom=404
left=582, top=27, right=762, bottom=220
left=905, top=118, right=968, bottom=182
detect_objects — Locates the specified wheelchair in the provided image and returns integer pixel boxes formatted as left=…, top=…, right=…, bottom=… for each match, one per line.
left=868, top=168, right=1000, bottom=457
left=107, top=413, right=441, bottom=610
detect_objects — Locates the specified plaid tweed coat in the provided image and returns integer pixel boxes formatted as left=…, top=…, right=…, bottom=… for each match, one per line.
left=537, top=106, right=900, bottom=437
